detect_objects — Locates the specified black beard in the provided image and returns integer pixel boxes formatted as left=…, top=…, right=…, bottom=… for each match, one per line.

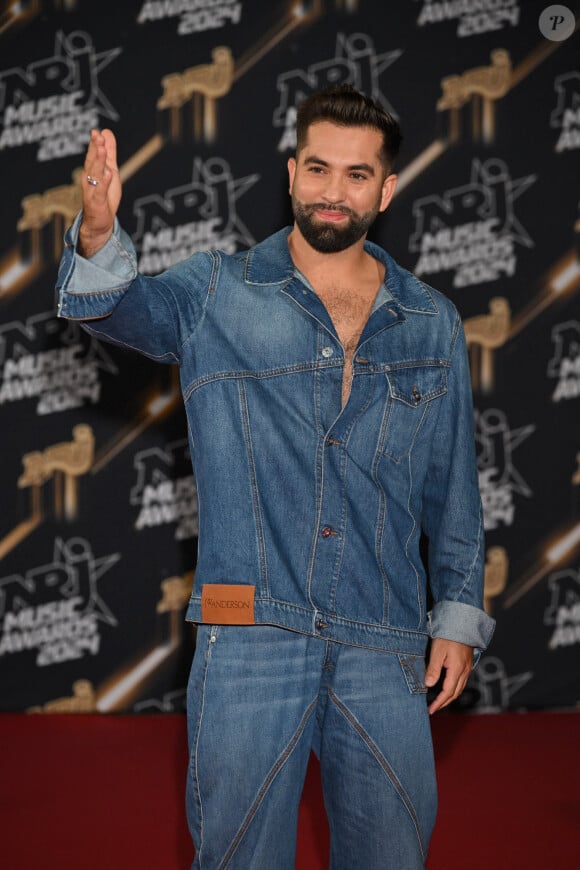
left=291, top=196, right=380, bottom=253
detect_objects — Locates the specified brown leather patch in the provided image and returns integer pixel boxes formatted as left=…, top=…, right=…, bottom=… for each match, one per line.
left=201, top=584, right=255, bottom=624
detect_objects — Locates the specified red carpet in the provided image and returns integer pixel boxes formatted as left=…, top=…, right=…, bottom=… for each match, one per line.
left=0, top=711, right=578, bottom=868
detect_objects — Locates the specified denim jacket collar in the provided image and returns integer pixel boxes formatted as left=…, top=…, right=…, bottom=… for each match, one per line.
left=242, top=226, right=439, bottom=317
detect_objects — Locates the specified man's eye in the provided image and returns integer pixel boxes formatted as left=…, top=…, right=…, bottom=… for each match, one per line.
left=308, top=166, right=325, bottom=173
left=350, top=173, right=367, bottom=181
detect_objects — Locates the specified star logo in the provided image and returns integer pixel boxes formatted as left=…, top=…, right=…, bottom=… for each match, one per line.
left=0, top=30, right=121, bottom=119
left=459, top=656, right=533, bottom=711
left=132, top=157, right=259, bottom=251
left=544, top=569, right=580, bottom=627
left=475, top=408, right=535, bottom=498
left=0, top=537, right=120, bottom=626
left=0, top=311, right=117, bottom=376
left=273, top=32, right=402, bottom=131
left=410, top=158, right=536, bottom=252
left=130, top=439, right=191, bottom=506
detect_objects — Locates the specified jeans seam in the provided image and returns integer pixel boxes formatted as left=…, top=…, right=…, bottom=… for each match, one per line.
left=237, top=378, right=269, bottom=594
left=217, top=695, right=318, bottom=870
left=193, top=626, right=218, bottom=868
left=327, top=686, right=426, bottom=861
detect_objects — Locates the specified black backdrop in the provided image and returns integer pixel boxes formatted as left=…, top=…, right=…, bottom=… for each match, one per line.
left=1, top=0, right=579, bottom=713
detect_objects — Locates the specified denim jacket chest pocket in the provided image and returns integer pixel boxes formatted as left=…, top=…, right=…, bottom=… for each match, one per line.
left=382, top=363, right=448, bottom=462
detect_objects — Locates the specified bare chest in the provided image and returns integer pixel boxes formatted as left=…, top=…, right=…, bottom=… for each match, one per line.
left=316, top=287, right=374, bottom=348
left=315, top=285, right=377, bottom=404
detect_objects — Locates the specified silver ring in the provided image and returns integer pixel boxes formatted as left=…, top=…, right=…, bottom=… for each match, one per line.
left=86, top=175, right=99, bottom=187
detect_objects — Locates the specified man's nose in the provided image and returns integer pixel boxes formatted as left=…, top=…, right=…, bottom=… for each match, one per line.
left=321, top=173, right=346, bottom=203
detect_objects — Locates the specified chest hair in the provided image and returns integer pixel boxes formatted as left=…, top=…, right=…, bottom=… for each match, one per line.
left=315, top=285, right=378, bottom=405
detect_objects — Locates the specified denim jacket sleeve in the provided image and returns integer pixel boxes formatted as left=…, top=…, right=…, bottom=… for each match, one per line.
left=55, top=212, right=215, bottom=364
left=423, top=314, right=495, bottom=660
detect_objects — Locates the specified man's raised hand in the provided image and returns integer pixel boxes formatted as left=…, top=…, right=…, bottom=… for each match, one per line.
left=78, top=129, right=122, bottom=259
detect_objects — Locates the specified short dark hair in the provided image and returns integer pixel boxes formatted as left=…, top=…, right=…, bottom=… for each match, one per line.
left=295, top=84, right=402, bottom=170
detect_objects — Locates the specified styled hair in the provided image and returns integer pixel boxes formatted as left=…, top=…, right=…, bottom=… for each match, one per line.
left=295, top=84, right=402, bottom=170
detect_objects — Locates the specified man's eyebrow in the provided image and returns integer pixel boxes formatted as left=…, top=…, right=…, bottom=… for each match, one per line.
left=303, top=155, right=376, bottom=176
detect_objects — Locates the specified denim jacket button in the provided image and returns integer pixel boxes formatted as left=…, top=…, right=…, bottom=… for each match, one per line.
left=321, top=346, right=333, bottom=358
left=321, top=526, right=335, bottom=538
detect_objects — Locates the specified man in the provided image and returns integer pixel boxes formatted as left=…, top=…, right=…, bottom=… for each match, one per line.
left=56, top=84, right=494, bottom=869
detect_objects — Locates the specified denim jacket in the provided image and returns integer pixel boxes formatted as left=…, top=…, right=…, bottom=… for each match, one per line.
left=56, top=216, right=495, bottom=658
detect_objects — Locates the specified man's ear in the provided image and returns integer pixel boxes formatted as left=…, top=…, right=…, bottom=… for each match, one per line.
left=379, top=173, right=398, bottom=213
left=287, top=156, right=296, bottom=194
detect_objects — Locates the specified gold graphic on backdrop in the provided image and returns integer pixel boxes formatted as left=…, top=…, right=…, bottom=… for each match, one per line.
left=510, top=193, right=580, bottom=338
left=118, top=134, right=165, bottom=183
left=0, top=246, right=41, bottom=299
left=94, top=568, right=194, bottom=711
left=92, top=366, right=181, bottom=473
left=573, top=453, right=580, bottom=486
left=158, top=47, right=234, bottom=142
left=28, top=680, right=96, bottom=714
left=235, top=1, right=323, bottom=79
left=484, top=546, right=509, bottom=615
left=0, top=514, right=42, bottom=562
left=159, top=1, right=327, bottom=139
left=157, top=571, right=194, bottom=613
left=0, top=425, right=94, bottom=560
left=395, top=140, right=448, bottom=194
left=510, top=15, right=580, bottom=89
left=464, top=297, right=511, bottom=393
left=398, top=34, right=572, bottom=194
left=158, top=570, right=195, bottom=638
left=18, top=424, right=95, bottom=521
left=0, top=0, right=41, bottom=35
left=18, top=168, right=84, bottom=261
left=504, top=521, right=580, bottom=608
left=510, top=248, right=580, bottom=339
left=438, top=50, right=511, bottom=144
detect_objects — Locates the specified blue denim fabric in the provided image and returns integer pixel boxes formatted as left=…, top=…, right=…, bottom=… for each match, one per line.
left=187, top=624, right=437, bottom=869
left=56, top=216, right=495, bottom=657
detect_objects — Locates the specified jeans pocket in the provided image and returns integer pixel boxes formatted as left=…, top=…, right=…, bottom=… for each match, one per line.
left=397, top=654, right=428, bottom=694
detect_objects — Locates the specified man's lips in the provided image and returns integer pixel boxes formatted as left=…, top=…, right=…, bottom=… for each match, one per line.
left=313, top=208, right=349, bottom=222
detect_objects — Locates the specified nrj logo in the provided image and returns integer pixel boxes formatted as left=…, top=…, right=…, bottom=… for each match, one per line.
left=130, top=439, right=198, bottom=540
left=0, top=312, right=117, bottom=416
left=273, top=33, right=401, bottom=151
left=544, top=568, right=580, bottom=650
left=458, top=656, right=532, bottom=711
left=551, top=71, right=580, bottom=153
left=415, top=0, right=520, bottom=38
left=475, top=408, right=534, bottom=530
left=409, top=158, right=535, bottom=288
left=0, top=538, right=119, bottom=667
left=134, top=688, right=187, bottom=713
left=0, top=30, right=121, bottom=162
left=133, top=157, right=258, bottom=274
left=137, top=0, right=242, bottom=35
left=548, top=321, right=580, bottom=402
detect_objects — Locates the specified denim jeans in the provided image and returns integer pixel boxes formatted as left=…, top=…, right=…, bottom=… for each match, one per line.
left=186, top=624, right=437, bottom=869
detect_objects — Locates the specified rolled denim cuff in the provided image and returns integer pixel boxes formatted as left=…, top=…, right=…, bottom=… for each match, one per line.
left=427, top=601, right=495, bottom=667
left=69, top=212, right=137, bottom=289
left=57, top=213, right=138, bottom=320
